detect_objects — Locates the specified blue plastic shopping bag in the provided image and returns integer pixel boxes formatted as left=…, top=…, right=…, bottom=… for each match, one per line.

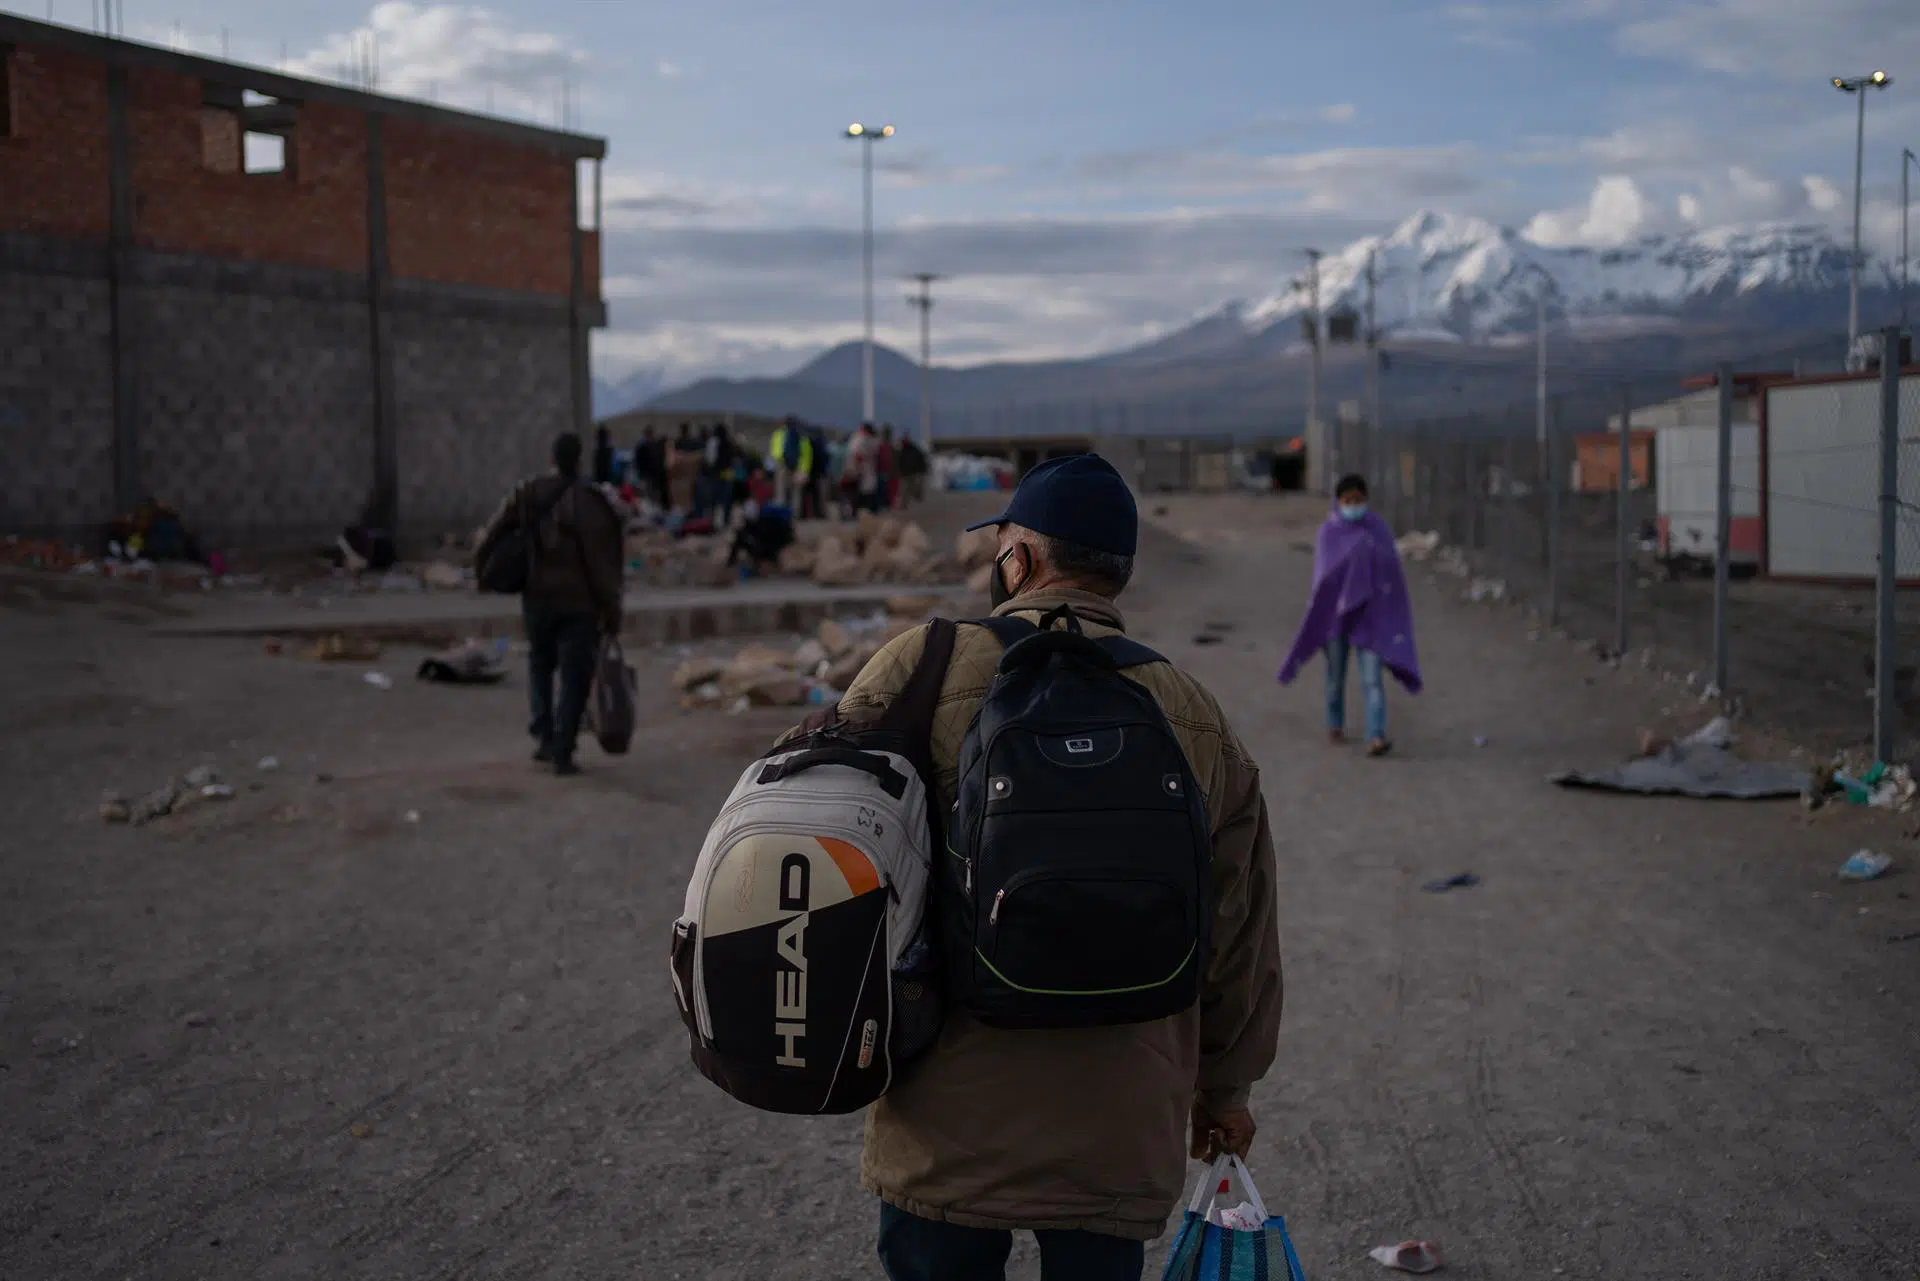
left=1162, top=1154, right=1308, bottom=1281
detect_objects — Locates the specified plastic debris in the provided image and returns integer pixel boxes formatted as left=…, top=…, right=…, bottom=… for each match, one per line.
left=1472, top=736, right=1488, bottom=748
left=1838, top=850, right=1893, bottom=882
left=1681, top=716, right=1734, bottom=750
left=99, top=792, right=130, bottom=823
left=129, top=782, right=182, bottom=826
left=184, top=765, right=220, bottom=789
left=404, top=810, right=421, bottom=824
left=257, top=756, right=280, bottom=772
left=363, top=671, right=394, bottom=690
left=1422, top=873, right=1480, bottom=894
left=1369, top=1240, right=1444, bottom=1274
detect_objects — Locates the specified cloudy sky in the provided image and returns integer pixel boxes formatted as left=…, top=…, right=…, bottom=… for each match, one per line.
left=20, top=0, right=1920, bottom=382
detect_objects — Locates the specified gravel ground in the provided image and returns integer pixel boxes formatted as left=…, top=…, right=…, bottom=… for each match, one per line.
left=3, top=494, right=1917, bottom=1281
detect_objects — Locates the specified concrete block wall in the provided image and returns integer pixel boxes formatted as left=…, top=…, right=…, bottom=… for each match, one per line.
left=389, top=296, right=575, bottom=540
left=0, top=255, right=116, bottom=535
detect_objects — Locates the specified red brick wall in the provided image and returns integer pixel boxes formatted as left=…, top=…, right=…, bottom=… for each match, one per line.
left=1, top=39, right=590, bottom=300
left=127, top=67, right=367, bottom=273
left=0, top=44, right=111, bottom=239
left=383, top=116, right=576, bottom=296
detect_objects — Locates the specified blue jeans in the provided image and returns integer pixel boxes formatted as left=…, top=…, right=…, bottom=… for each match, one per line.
left=1325, top=635, right=1387, bottom=741
left=878, top=1204, right=1144, bottom=1281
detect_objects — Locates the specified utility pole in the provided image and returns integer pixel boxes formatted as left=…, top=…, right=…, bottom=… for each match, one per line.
left=1305, top=249, right=1325, bottom=492
left=1364, top=249, right=1380, bottom=481
left=1903, top=147, right=1916, bottom=334
left=1833, top=72, right=1892, bottom=359
left=905, top=273, right=943, bottom=454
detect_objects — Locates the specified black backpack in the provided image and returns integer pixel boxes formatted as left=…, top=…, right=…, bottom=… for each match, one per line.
left=942, top=605, right=1211, bottom=1030
left=476, top=479, right=572, bottom=595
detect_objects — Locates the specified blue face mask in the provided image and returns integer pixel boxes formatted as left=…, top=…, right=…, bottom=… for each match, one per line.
left=1337, top=503, right=1368, bottom=523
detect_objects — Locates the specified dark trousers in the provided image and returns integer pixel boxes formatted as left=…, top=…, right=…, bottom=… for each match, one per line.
left=877, top=1204, right=1144, bottom=1281
left=524, top=601, right=599, bottom=763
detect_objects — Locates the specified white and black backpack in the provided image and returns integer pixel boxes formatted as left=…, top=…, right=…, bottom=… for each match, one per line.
left=670, top=619, right=954, bottom=1115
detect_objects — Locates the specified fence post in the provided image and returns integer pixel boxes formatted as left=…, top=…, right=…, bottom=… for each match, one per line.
left=1502, top=424, right=1517, bottom=586
left=1713, top=362, right=1734, bottom=696
left=1875, top=328, right=1901, bottom=763
left=1546, top=395, right=1562, bottom=626
left=1616, top=384, right=1633, bottom=656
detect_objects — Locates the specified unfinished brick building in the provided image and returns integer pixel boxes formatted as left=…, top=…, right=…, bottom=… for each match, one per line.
left=0, top=14, right=606, bottom=549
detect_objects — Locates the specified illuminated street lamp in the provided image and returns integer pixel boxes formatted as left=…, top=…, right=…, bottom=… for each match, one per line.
left=844, top=122, right=895, bottom=424
left=1833, top=71, right=1892, bottom=353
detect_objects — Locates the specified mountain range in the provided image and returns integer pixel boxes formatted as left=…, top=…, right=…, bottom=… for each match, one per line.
left=615, top=210, right=1910, bottom=438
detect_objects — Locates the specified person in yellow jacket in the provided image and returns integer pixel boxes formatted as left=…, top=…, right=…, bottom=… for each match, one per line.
left=768, top=416, right=814, bottom=509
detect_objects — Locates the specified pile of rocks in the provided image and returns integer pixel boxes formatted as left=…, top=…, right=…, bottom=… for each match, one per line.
left=781, top=514, right=962, bottom=588
left=671, top=595, right=951, bottom=711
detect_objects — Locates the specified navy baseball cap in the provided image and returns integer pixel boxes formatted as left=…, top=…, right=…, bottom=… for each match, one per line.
left=964, top=453, right=1137, bottom=557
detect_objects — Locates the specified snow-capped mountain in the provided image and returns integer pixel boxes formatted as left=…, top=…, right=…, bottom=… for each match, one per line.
left=1172, top=210, right=1889, bottom=352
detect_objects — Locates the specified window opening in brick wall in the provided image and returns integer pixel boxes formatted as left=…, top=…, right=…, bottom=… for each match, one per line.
left=244, top=131, right=285, bottom=173
left=203, top=83, right=298, bottom=177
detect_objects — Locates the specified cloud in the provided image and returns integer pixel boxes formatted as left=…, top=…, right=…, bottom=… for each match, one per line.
left=1439, top=3, right=1530, bottom=52
left=655, top=59, right=683, bottom=78
left=587, top=206, right=1389, bottom=381
left=1072, top=142, right=1490, bottom=210
left=1611, top=0, right=1920, bottom=80
left=286, top=3, right=586, bottom=118
left=1524, top=174, right=1656, bottom=246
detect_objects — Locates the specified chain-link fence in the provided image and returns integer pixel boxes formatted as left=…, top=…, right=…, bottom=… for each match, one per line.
left=1374, top=352, right=1920, bottom=758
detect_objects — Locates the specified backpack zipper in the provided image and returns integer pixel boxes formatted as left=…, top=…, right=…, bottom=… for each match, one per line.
left=989, top=888, right=1003, bottom=925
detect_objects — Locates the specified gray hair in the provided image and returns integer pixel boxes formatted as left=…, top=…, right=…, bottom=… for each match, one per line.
left=1037, top=534, right=1134, bottom=597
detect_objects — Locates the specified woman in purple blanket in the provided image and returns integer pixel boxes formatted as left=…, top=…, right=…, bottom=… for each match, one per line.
left=1278, top=474, right=1422, bottom=757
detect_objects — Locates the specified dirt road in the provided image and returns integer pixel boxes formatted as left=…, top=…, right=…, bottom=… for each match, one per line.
left=3, top=495, right=1916, bottom=1280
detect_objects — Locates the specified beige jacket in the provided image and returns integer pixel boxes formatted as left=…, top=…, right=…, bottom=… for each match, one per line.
left=829, top=587, right=1282, bottom=1241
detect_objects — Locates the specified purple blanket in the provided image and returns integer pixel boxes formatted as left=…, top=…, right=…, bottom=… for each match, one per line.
left=1277, top=509, right=1422, bottom=693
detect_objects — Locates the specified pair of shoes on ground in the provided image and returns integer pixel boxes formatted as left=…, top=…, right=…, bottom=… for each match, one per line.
left=1327, top=729, right=1393, bottom=757
left=532, top=742, right=582, bottom=776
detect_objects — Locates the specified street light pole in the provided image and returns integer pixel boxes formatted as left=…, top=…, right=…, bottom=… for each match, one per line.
left=845, top=122, right=894, bottom=426
left=1304, top=248, right=1324, bottom=492
left=1903, top=147, right=1916, bottom=334
left=905, top=273, right=943, bottom=454
left=1834, top=72, right=1891, bottom=356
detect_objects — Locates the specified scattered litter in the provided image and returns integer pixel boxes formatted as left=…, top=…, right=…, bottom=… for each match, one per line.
left=98, top=792, right=130, bottom=824
left=1838, top=850, right=1893, bottom=882
left=1193, top=634, right=1225, bottom=646
left=349, top=1123, right=375, bottom=1140
left=129, top=783, right=182, bottom=825
left=183, top=1011, right=213, bottom=1029
left=1472, top=736, right=1488, bottom=748
left=184, top=765, right=219, bottom=789
left=1682, top=716, right=1735, bottom=749
left=404, top=810, right=421, bottom=824
left=1395, top=531, right=1442, bottom=561
left=1369, top=1240, right=1444, bottom=1274
left=1553, top=741, right=1806, bottom=801
left=304, top=635, right=382, bottom=663
left=1466, top=577, right=1507, bottom=604
left=416, top=638, right=509, bottom=685
left=257, top=756, right=279, bottom=772
left=1889, top=930, right=1920, bottom=944
left=1422, top=873, right=1480, bottom=894
left=362, top=672, right=394, bottom=690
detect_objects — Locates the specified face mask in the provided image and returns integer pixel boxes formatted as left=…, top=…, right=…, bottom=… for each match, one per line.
left=1338, top=503, right=1368, bottom=523
left=989, top=547, right=1021, bottom=608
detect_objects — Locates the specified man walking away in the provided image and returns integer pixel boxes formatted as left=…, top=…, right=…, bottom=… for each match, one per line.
left=819, top=454, right=1283, bottom=1280
left=703, top=423, right=738, bottom=526
left=476, top=433, right=625, bottom=776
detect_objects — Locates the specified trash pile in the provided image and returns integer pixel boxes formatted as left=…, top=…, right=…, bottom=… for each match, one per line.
left=1810, top=759, right=1917, bottom=812
left=932, top=453, right=1016, bottom=493
left=100, top=765, right=235, bottom=826
left=672, top=600, right=948, bottom=712
left=1396, top=529, right=1475, bottom=583
left=624, top=513, right=962, bottom=591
